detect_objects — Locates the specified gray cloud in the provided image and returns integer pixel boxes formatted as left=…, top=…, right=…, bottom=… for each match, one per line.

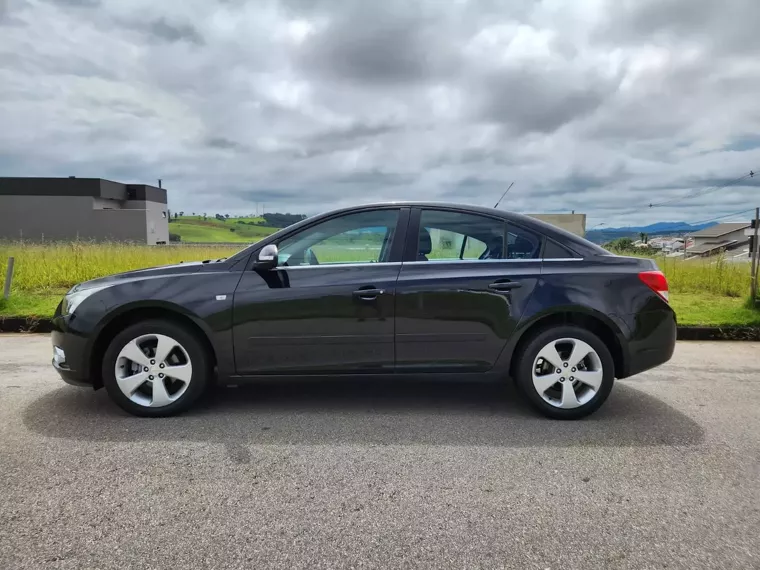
left=475, top=66, right=619, bottom=134
left=296, top=17, right=456, bottom=86
left=1, top=0, right=760, bottom=224
left=143, top=17, right=205, bottom=45
left=43, top=0, right=100, bottom=7
left=205, top=137, right=245, bottom=151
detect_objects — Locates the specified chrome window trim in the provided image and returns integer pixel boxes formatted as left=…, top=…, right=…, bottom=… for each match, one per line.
left=402, top=258, right=583, bottom=265
left=274, top=262, right=403, bottom=271
left=270, top=258, right=583, bottom=270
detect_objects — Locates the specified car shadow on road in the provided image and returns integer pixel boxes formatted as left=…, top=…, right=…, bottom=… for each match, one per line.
left=23, top=379, right=704, bottom=456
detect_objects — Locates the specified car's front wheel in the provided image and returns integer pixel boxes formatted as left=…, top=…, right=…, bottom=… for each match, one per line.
left=101, top=319, right=211, bottom=417
left=515, top=325, right=614, bottom=420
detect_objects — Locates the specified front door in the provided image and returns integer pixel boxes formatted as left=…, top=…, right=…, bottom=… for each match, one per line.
left=395, top=208, right=541, bottom=372
left=232, top=208, right=408, bottom=374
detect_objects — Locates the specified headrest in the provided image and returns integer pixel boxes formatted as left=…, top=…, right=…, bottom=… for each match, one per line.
left=418, top=228, right=432, bottom=254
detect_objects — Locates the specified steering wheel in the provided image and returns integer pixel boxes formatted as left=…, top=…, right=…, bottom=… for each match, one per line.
left=307, top=248, right=320, bottom=265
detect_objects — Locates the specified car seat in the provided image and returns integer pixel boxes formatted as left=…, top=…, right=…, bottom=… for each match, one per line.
left=418, top=228, right=432, bottom=261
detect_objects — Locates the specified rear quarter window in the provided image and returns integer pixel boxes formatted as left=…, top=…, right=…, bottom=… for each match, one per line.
left=542, top=239, right=577, bottom=259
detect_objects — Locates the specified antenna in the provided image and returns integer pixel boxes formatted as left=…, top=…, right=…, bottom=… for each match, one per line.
left=494, top=182, right=515, bottom=209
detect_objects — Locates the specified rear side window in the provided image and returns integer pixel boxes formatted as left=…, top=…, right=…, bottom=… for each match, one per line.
left=506, top=225, right=541, bottom=259
left=542, top=239, right=576, bottom=259
left=417, top=210, right=505, bottom=261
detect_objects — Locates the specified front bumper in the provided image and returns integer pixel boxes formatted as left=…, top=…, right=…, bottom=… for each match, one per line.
left=51, top=317, right=94, bottom=388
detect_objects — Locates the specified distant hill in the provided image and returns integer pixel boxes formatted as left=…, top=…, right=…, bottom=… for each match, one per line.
left=169, top=216, right=278, bottom=243
left=586, top=221, right=718, bottom=244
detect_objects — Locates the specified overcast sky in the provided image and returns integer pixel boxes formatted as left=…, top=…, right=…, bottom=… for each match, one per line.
left=2, top=0, right=760, bottom=226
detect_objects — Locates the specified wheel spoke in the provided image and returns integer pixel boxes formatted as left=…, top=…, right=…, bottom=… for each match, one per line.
left=154, top=335, right=179, bottom=365
left=151, top=377, right=172, bottom=407
left=165, top=363, right=192, bottom=383
left=533, top=372, right=562, bottom=395
left=117, top=371, right=149, bottom=396
left=536, top=342, right=564, bottom=370
left=560, top=379, right=580, bottom=409
left=120, top=340, right=151, bottom=368
left=574, top=369, right=603, bottom=390
left=567, top=340, right=593, bottom=369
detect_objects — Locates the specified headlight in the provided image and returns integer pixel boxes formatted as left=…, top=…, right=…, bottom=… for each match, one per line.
left=62, top=285, right=109, bottom=315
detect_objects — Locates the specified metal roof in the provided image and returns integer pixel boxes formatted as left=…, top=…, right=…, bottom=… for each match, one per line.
left=686, top=240, right=736, bottom=254
left=690, top=222, right=750, bottom=238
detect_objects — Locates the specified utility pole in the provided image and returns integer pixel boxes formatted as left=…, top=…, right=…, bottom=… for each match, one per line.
left=752, top=207, right=760, bottom=301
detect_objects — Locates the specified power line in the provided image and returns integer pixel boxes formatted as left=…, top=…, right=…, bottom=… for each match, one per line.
left=686, top=207, right=757, bottom=227
left=603, top=168, right=758, bottom=222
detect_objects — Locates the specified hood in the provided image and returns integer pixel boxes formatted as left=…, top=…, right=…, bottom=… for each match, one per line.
left=69, top=261, right=206, bottom=293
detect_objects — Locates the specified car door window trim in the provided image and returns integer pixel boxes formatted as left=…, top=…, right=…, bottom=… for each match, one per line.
left=274, top=262, right=404, bottom=270
left=401, top=258, right=582, bottom=266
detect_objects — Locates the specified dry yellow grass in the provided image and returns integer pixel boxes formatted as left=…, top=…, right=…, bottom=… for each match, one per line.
left=0, top=241, right=242, bottom=294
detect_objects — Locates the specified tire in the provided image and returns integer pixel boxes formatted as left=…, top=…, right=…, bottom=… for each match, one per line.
left=514, top=325, right=614, bottom=420
left=101, top=319, right=212, bottom=417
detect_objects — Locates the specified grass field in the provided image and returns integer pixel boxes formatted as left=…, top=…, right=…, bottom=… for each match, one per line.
left=1, top=241, right=758, bottom=326
left=170, top=215, right=278, bottom=243
left=0, top=242, right=241, bottom=294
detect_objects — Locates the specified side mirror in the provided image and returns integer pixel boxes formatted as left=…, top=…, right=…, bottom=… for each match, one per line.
left=255, top=244, right=278, bottom=270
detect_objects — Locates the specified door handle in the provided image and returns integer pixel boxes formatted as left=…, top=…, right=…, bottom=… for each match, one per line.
left=488, top=281, right=522, bottom=292
left=353, top=288, right=385, bottom=300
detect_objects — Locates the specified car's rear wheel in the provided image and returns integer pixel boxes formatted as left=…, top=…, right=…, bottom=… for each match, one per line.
left=515, top=325, right=614, bottom=420
left=101, top=320, right=211, bottom=417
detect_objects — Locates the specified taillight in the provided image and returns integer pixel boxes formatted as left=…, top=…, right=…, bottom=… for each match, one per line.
left=639, top=270, right=669, bottom=302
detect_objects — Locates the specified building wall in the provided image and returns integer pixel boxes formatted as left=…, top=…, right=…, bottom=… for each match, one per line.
left=130, top=200, right=169, bottom=245
left=0, top=195, right=153, bottom=242
left=526, top=213, right=587, bottom=237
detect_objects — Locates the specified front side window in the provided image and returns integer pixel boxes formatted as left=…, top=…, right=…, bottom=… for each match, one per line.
left=417, top=210, right=506, bottom=261
left=277, top=209, right=399, bottom=266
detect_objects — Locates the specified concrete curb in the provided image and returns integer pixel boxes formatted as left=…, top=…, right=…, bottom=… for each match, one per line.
left=1, top=316, right=759, bottom=340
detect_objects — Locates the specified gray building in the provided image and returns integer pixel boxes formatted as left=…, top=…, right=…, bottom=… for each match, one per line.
left=685, top=222, right=751, bottom=258
left=526, top=213, right=587, bottom=237
left=0, top=177, right=169, bottom=244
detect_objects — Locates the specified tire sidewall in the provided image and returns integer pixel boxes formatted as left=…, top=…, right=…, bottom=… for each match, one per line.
left=516, top=325, right=615, bottom=420
left=102, top=320, right=210, bottom=417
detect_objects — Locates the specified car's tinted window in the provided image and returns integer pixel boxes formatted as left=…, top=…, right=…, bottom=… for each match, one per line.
left=542, top=238, right=576, bottom=259
left=277, top=210, right=399, bottom=266
left=506, top=225, right=541, bottom=259
left=417, top=210, right=505, bottom=261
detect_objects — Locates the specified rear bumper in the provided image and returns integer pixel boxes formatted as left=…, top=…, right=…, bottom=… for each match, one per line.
left=51, top=316, right=94, bottom=388
left=620, top=308, right=677, bottom=378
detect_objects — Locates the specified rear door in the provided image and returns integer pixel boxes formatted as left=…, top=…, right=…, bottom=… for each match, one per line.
left=395, top=207, right=541, bottom=372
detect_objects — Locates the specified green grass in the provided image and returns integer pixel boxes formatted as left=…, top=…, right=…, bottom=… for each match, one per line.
left=170, top=216, right=278, bottom=243
left=1, top=240, right=759, bottom=326
left=0, top=294, right=61, bottom=318
left=670, top=293, right=760, bottom=326
left=658, top=255, right=750, bottom=297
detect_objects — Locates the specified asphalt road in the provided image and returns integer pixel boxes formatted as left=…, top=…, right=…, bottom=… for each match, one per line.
left=1, top=335, right=759, bottom=570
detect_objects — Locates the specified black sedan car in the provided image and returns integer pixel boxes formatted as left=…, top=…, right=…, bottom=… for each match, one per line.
left=52, top=202, right=676, bottom=419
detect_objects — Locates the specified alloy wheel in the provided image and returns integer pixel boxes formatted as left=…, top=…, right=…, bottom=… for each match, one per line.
left=114, top=333, right=193, bottom=408
left=531, top=337, right=604, bottom=409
